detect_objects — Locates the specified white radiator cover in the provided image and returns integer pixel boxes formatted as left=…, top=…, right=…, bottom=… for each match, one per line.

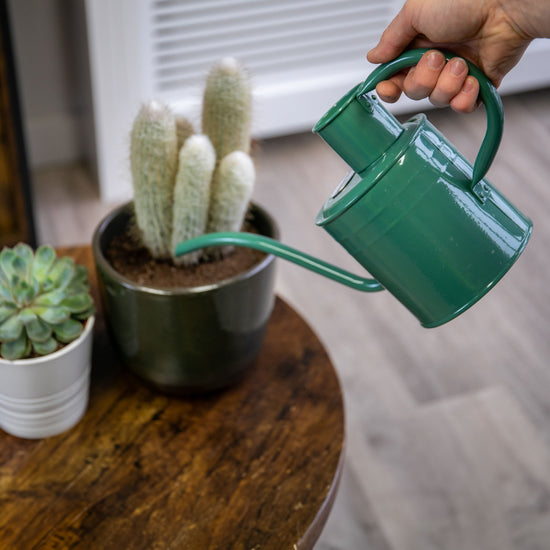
left=85, top=0, right=550, bottom=202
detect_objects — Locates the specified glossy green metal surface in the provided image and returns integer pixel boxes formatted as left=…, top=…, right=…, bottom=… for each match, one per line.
left=314, top=48, right=504, bottom=188
left=175, top=49, right=532, bottom=327
left=312, top=83, right=403, bottom=176
left=317, top=115, right=532, bottom=326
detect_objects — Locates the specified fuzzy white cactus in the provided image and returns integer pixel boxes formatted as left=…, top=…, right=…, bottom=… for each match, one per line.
left=129, top=57, right=255, bottom=267
left=171, top=135, right=216, bottom=266
left=207, top=151, right=255, bottom=235
left=175, top=115, right=194, bottom=151
left=130, top=101, right=178, bottom=259
left=202, top=57, right=252, bottom=163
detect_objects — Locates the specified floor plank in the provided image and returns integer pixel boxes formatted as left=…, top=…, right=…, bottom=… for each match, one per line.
left=355, top=387, right=550, bottom=550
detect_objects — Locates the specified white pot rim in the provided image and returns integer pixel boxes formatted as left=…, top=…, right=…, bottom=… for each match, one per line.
left=0, top=316, right=95, bottom=366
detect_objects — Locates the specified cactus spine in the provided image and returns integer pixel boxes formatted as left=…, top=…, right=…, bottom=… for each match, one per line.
left=172, top=135, right=216, bottom=266
left=130, top=101, right=178, bottom=259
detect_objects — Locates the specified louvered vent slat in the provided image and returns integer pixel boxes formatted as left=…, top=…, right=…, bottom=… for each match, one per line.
left=153, top=0, right=383, bottom=32
left=150, top=0, right=392, bottom=96
left=156, top=33, right=384, bottom=90
left=154, top=9, right=386, bottom=49
left=155, top=16, right=387, bottom=60
left=155, top=23, right=384, bottom=74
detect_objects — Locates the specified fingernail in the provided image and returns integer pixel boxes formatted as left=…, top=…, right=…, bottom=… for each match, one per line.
left=450, top=58, right=467, bottom=76
left=427, top=51, right=445, bottom=70
left=462, top=76, right=476, bottom=93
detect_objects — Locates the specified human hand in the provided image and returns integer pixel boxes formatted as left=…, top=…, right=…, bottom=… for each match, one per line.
left=367, top=0, right=538, bottom=113
left=372, top=50, right=481, bottom=113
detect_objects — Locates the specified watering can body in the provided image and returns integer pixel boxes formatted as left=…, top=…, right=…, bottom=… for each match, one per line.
left=315, top=113, right=530, bottom=326
left=175, top=49, right=532, bottom=327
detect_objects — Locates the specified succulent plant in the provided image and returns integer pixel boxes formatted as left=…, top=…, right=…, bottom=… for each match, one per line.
left=129, top=57, right=255, bottom=266
left=0, top=243, right=95, bottom=360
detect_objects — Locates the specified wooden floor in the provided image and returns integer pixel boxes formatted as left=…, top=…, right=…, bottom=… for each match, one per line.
left=33, top=87, right=550, bottom=549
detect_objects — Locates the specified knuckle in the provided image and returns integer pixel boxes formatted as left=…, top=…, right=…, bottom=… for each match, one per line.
left=403, top=74, right=432, bottom=100
left=437, top=78, right=463, bottom=96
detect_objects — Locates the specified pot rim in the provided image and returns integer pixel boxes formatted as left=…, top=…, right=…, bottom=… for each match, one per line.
left=0, top=316, right=95, bottom=366
left=92, top=201, right=279, bottom=296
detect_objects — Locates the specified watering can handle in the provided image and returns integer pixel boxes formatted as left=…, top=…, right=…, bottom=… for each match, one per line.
left=356, top=48, right=504, bottom=189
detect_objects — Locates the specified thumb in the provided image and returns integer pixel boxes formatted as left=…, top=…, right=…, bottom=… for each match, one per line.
left=367, top=9, right=418, bottom=63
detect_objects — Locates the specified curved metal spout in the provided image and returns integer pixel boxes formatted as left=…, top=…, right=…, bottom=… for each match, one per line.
left=174, top=233, right=384, bottom=293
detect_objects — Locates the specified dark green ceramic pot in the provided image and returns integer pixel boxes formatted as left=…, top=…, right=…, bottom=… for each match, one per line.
left=92, top=202, right=278, bottom=394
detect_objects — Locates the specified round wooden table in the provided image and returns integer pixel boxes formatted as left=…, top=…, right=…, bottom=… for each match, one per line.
left=0, top=246, right=344, bottom=550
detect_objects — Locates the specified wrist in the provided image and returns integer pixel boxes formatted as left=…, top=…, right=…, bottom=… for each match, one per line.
left=504, top=0, right=550, bottom=39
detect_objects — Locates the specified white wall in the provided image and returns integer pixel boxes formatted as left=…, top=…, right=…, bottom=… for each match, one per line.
left=7, top=0, right=93, bottom=168
left=7, top=0, right=550, bottom=189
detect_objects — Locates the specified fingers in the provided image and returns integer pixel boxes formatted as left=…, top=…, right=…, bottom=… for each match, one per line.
left=367, top=8, right=417, bottom=64
left=402, top=50, right=447, bottom=100
left=371, top=50, right=480, bottom=113
left=375, top=74, right=406, bottom=103
left=449, top=76, right=480, bottom=113
left=403, top=52, right=478, bottom=112
left=422, top=56, right=469, bottom=106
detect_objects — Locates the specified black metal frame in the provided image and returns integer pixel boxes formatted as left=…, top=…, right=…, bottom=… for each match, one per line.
left=0, top=0, right=37, bottom=247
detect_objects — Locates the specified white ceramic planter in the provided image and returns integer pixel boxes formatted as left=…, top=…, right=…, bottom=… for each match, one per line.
left=0, top=316, right=94, bottom=439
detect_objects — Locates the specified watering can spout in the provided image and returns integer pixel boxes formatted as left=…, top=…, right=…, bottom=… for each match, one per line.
left=174, top=233, right=385, bottom=293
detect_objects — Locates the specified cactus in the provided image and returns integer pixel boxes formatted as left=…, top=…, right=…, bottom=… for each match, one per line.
left=129, top=57, right=255, bottom=267
left=207, top=151, right=255, bottom=259
left=202, top=57, right=252, bottom=162
left=130, top=101, right=178, bottom=259
left=175, top=115, right=195, bottom=151
left=0, top=243, right=95, bottom=360
left=202, top=58, right=254, bottom=256
left=207, top=151, right=255, bottom=232
left=171, top=135, right=216, bottom=266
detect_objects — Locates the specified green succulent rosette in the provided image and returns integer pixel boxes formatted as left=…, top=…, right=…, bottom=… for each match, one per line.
left=0, top=243, right=95, bottom=360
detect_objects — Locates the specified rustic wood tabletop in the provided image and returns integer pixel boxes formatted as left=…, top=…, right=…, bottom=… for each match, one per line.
left=0, top=246, right=345, bottom=550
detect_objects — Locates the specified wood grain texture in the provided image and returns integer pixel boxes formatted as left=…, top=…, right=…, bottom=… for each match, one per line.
left=31, top=87, right=550, bottom=549
left=0, top=1, right=35, bottom=246
left=0, top=247, right=344, bottom=550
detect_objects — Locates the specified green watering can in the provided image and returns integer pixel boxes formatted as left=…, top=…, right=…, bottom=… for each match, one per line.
left=175, top=49, right=532, bottom=328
